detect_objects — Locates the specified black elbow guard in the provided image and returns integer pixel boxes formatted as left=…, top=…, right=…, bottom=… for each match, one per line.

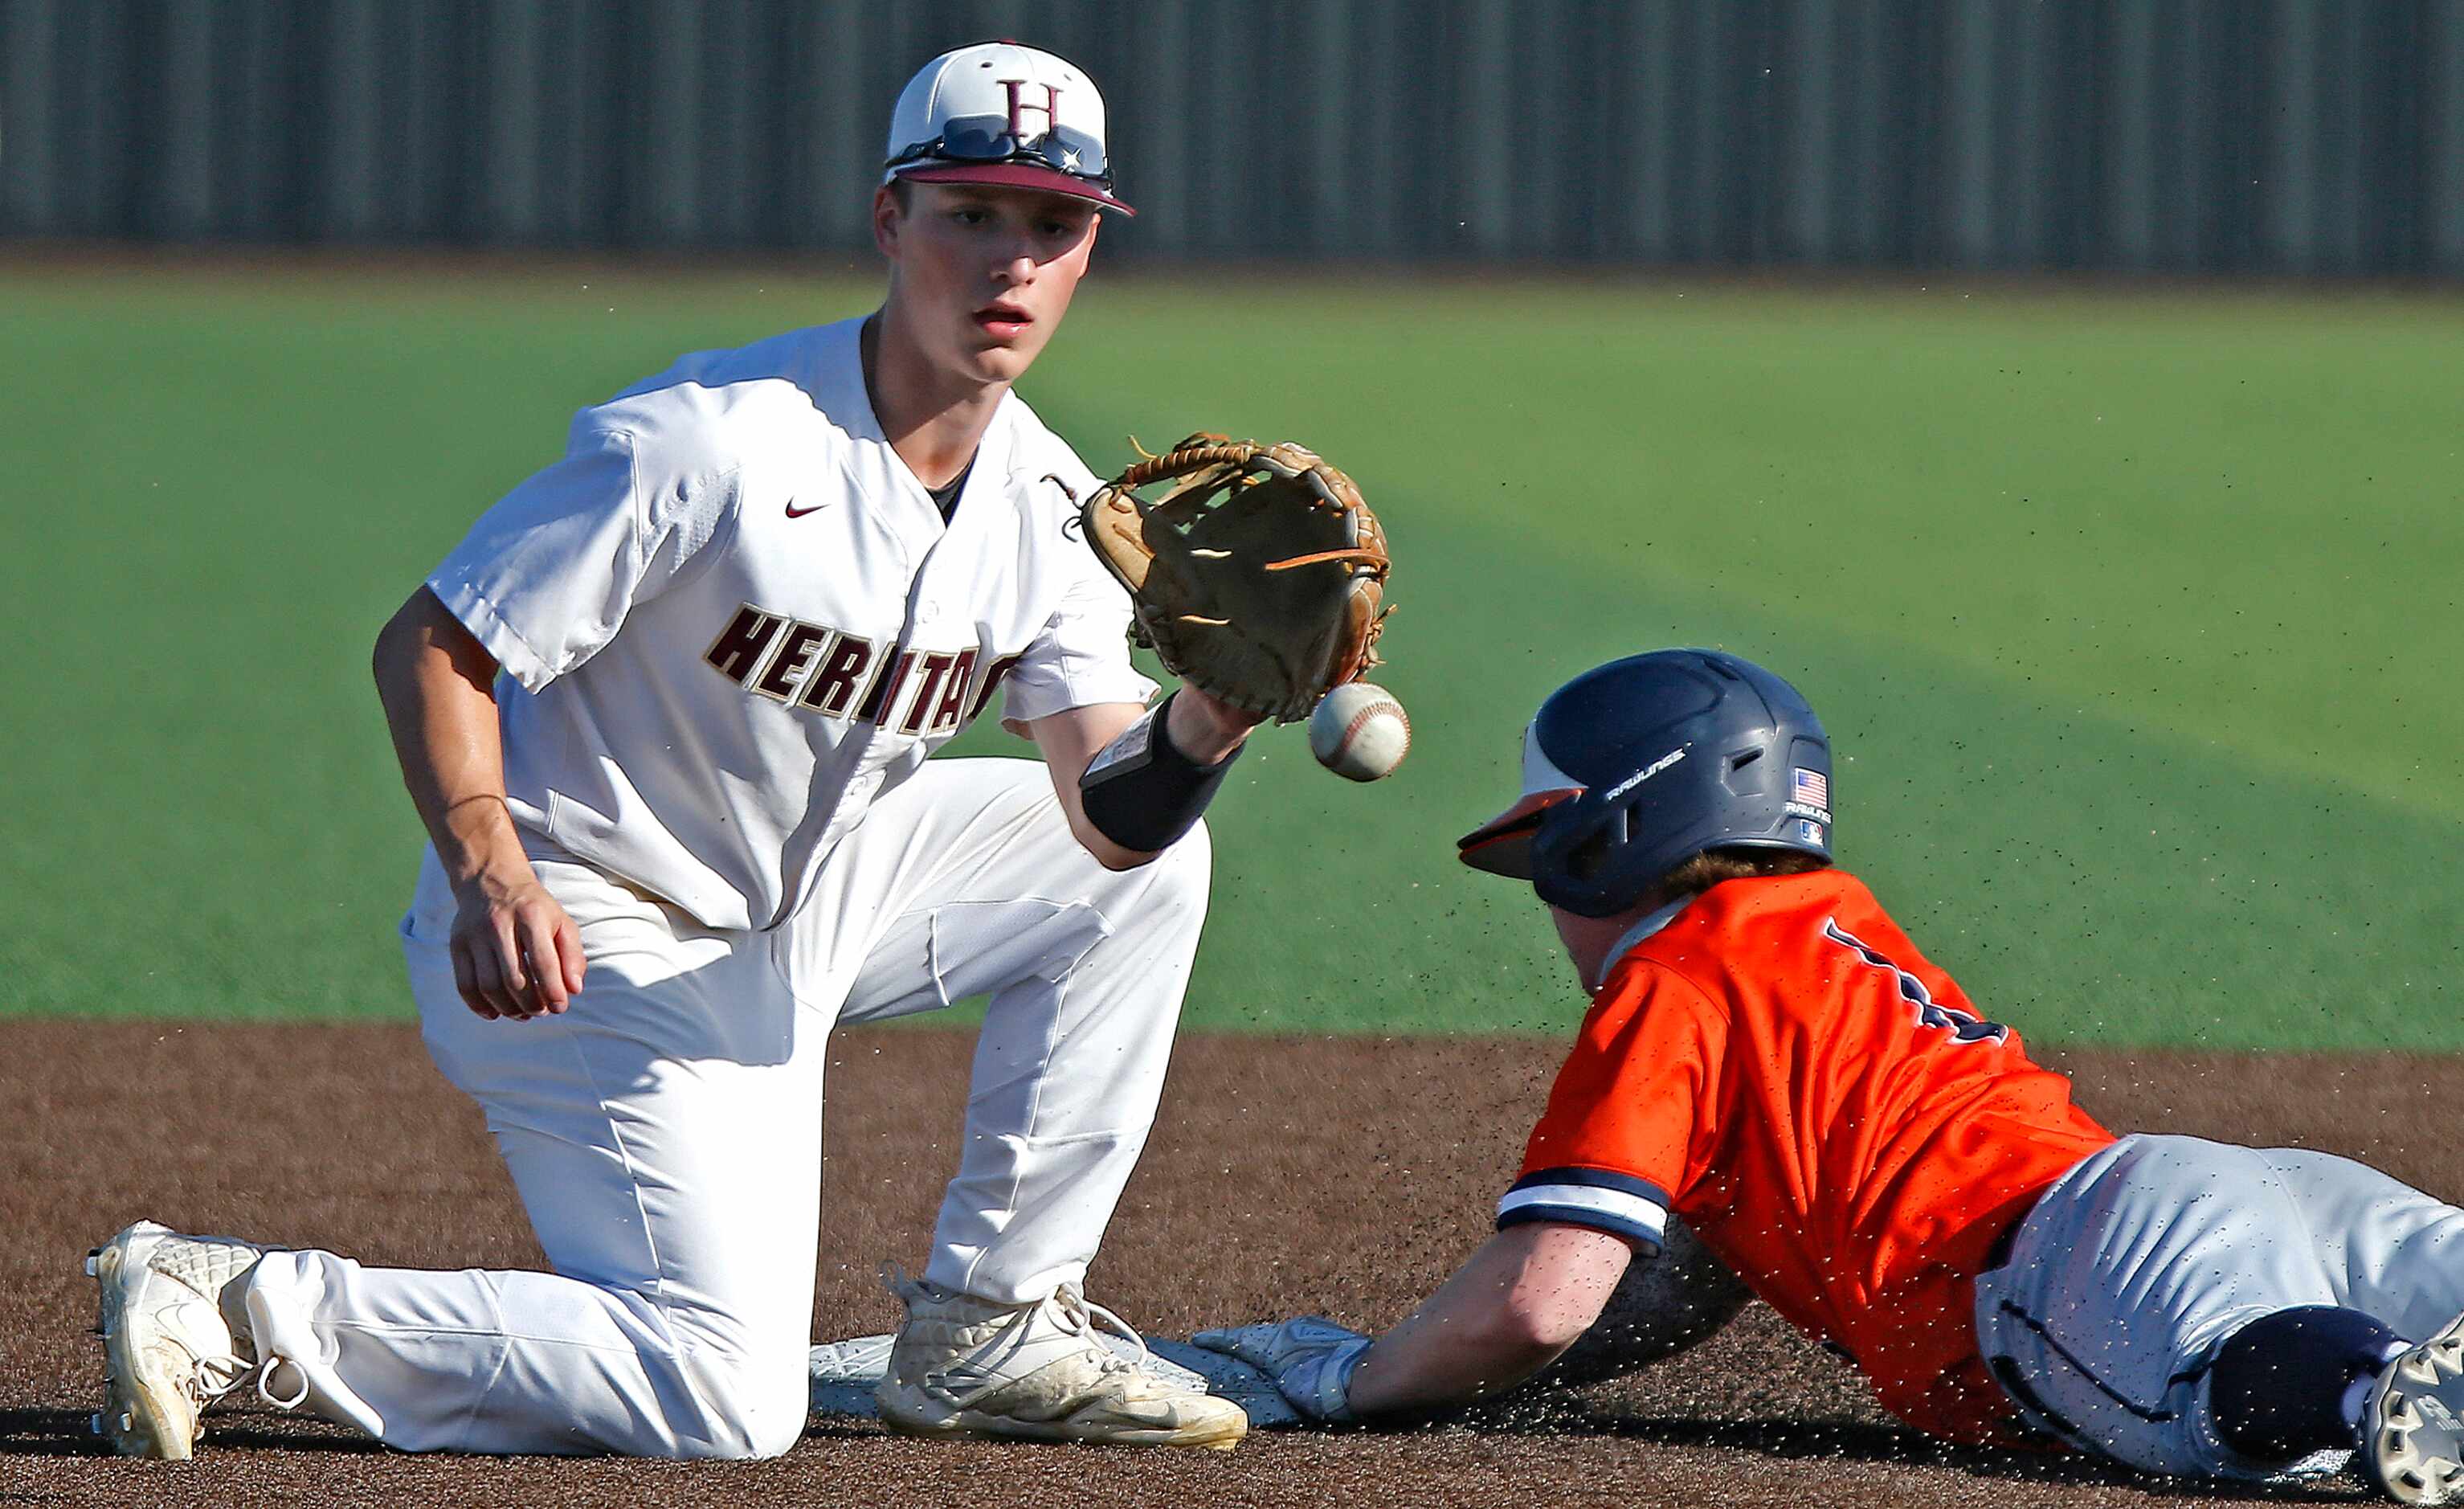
left=1078, top=693, right=1240, bottom=853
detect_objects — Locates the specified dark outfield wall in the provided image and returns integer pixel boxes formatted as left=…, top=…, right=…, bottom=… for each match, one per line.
left=4, top=0, right=2460, bottom=275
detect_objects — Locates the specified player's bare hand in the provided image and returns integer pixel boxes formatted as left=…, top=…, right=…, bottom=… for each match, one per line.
left=1166, top=683, right=1268, bottom=763
left=448, top=872, right=586, bottom=1022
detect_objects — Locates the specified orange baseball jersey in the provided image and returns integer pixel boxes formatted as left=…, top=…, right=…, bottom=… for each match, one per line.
left=1502, top=869, right=2115, bottom=1442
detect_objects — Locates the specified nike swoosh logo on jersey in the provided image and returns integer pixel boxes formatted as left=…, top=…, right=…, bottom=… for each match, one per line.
left=785, top=498, right=828, bottom=518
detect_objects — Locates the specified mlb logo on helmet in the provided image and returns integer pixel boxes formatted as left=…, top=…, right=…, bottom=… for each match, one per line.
left=1796, top=819, right=1826, bottom=847
left=883, top=40, right=1134, bottom=215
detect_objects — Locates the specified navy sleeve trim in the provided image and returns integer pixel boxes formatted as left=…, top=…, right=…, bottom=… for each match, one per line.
left=1508, top=1165, right=1673, bottom=1207
left=1496, top=1179, right=1670, bottom=1252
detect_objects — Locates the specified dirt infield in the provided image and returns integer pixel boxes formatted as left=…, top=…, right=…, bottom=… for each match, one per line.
left=3, top=1021, right=2450, bottom=1507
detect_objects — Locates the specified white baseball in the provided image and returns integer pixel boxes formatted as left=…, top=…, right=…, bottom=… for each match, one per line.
left=1309, top=683, right=1411, bottom=782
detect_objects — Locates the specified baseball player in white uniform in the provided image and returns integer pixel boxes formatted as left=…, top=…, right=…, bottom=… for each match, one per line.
left=88, top=42, right=1260, bottom=1459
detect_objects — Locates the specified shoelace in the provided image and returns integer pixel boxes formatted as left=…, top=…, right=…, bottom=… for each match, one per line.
left=188, top=1348, right=309, bottom=1411
left=881, top=1262, right=1156, bottom=1403
left=938, top=1294, right=1144, bottom=1406
left=1048, top=1286, right=1150, bottom=1375
left=141, top=1234, right=302, bottom=1413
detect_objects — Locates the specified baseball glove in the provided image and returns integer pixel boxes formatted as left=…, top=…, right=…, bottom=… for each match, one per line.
left=1080, top=434, right=1391, bottom=724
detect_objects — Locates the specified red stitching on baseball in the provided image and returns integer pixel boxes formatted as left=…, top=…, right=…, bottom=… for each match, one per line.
left=1338, top=694, right=1408, bottom=760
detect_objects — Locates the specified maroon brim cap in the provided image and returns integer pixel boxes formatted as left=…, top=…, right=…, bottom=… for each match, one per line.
left=894, top=162, right=1135, bottom=216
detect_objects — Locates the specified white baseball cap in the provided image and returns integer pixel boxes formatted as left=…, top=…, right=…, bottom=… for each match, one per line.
left=882, top=41, right=1134, bottom=216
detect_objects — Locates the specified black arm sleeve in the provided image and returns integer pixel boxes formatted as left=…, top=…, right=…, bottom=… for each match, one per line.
left=1077, top=692, right=1241, bottom=852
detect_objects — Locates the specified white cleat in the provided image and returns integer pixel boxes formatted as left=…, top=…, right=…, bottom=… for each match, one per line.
left=87, top=1221, right=273, bottom=1460
left=2365, top=1313, right=2464, bottom=1503
left=875, top=1266, right=1248, bottom=1451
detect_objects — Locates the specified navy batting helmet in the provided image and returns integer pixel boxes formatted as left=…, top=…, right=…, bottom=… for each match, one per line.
left=1457, top=649, right=1833, bottom=917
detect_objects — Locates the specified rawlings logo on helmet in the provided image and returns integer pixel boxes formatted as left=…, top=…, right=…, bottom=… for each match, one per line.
left=1600, top=745, right=1690, bottom=804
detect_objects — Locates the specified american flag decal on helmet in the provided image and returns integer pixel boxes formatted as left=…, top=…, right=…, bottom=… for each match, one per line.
left=1792, top=767, right=1829, bottom=808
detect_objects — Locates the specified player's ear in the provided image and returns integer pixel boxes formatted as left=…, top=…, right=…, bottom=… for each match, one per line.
left=871, top=183, right=904, bottom=259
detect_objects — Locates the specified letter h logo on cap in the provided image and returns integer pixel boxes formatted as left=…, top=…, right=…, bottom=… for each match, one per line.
left=1001, top=79, right=1061, bottom=139
left=883, top=40, right=1134, bottom=215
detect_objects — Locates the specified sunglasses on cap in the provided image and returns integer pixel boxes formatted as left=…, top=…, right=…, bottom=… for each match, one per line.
left=886, top=115, right=1111, bottom=187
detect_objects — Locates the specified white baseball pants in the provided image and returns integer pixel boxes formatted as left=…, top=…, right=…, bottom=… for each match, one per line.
left=236, top=758, right=1209, bottom=1458
left=1975, top=1133, right=2464, bottom=1481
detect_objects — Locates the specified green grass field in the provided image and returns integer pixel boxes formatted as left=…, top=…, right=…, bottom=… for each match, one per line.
left=4, top=262, right=2458, bottom=1047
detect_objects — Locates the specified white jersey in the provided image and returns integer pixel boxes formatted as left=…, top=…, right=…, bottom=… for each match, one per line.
left=426, top=316, right=1155, bottom=931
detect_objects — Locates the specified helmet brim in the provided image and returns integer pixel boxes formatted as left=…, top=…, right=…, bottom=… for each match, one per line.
left=1456, top=789, right=1579, bottom=878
